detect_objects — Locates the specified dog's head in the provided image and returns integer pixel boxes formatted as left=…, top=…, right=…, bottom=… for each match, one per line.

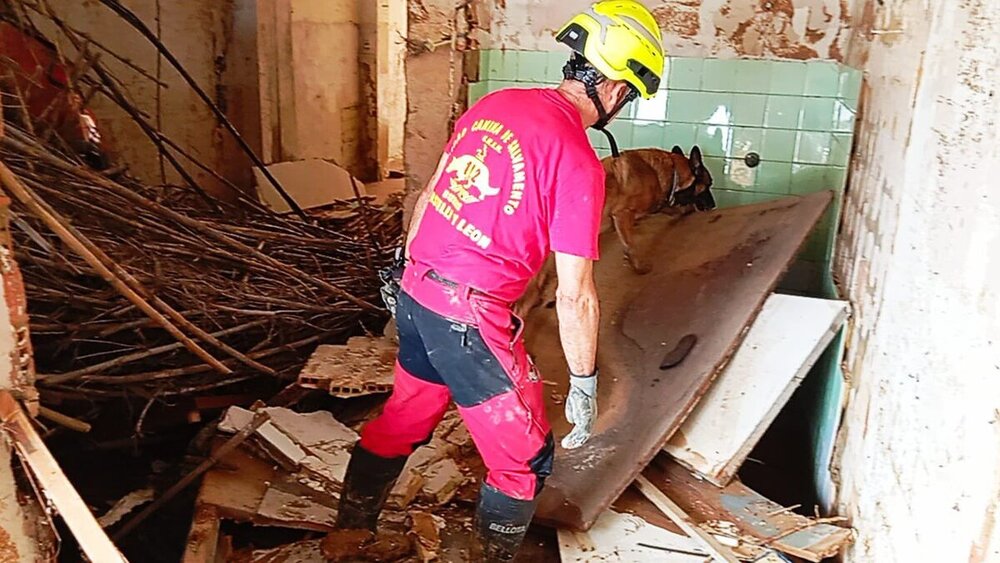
left=669, top=145, right=716, bottom=211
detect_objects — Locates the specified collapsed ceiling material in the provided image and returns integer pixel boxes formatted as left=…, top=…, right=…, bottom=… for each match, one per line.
left=0, top=6, right=401, bottom=406
left=527, top=190, right=833, bottom=530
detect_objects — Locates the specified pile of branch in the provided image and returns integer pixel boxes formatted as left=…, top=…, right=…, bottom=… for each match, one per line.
left=2, top=124, right=398, bottom=400
left=0, top=2, right=402, bottom=401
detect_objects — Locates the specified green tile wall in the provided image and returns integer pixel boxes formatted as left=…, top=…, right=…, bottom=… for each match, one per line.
left=470, top=50, right=863, bottom=295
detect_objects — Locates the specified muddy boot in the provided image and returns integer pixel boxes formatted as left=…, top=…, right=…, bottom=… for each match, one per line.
left=334, top=443, right=408, bottom=531
left=475, top=483, right=538, bottom=562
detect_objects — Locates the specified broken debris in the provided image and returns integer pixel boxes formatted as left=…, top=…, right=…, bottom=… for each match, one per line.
left=409, top=512, right=445, bottom=562
left=297, top=337, right=397, bottom=398
left=638, top=453, right=853, bottom=562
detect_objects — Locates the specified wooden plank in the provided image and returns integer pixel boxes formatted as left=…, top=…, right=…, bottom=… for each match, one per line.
left=558, top=508, right=707, bottom=562
left=182, top=502, right=221, bottom=563
left=665, top=293, right=849, bottom=485
left=0, top=392, right=128, bottom=562
left=529, top=192, right=833, bottom=529
left=642, top=454, right=853, bottom=562
left=635, top=474, right=741, bottom=563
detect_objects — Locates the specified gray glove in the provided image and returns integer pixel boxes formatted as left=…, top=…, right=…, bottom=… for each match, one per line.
left=561, top=371, right=597, bottom=449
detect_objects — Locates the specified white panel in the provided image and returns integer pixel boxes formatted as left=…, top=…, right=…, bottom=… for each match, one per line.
left=665, top=293, right=849, bottom=485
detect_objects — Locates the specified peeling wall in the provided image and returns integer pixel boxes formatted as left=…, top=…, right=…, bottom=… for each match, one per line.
left=40, top=1, right=240, bottom=196
left=833, top=1, right=1000, bottom=561
left=487, top=0, right=853, bottom=61
left=404, top=0, right=473, bottom=195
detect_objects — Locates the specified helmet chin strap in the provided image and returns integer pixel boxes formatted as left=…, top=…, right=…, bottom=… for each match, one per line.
left=564, top=54, right=638, bottom=159
left=584, top=80, right=620, bottom=157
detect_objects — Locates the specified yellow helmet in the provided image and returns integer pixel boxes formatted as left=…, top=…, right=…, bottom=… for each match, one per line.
left=556, top=1, right=665, bottom=99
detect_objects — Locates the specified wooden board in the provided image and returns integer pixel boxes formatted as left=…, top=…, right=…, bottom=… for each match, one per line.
left=665, top=293, right=849, bottom=485
left=557, top=508, right=707, bottom=562
left=634, top=474, right=741, bottom=563
left=0, top=392, right=127, bottom=562
left=528, top=192, right=833, bottom=530
left=640, top=453, right=853, bottom=562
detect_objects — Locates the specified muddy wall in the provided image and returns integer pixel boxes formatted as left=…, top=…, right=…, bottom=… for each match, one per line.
left=35, top=1, right=242, bottom=196
left=833, top=1, right=1000, bottom=561
left=403, top=0, right=475, bottom=198
left=487, top=0, right=854, bottom=61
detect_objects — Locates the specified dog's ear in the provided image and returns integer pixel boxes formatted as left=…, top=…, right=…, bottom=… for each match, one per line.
left=689, top=145, right=703, bottom=169
left=671, top=145, right=684, bottom=156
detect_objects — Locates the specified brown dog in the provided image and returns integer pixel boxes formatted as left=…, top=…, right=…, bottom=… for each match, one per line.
left=514, top=146, right=715, bottom=318
left=601, top=145, right=715, bottom=273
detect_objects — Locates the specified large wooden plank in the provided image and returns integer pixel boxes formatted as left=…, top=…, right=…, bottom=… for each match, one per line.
left=529, top=192, right=832, bottom=530
left=641, top=453, right=853, bottom=562
left=0, top=392, right=127, bottom=562
left=665, top=293, right=849, bottom=485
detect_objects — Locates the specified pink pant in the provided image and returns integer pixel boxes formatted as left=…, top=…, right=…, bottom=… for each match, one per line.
left=360, top=266, right=553, bottom=500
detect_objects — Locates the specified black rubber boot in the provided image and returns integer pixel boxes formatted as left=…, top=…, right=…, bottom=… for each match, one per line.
left=335, top=443, right=408, bottom=531
left=475, top=483, right=538, bottom=562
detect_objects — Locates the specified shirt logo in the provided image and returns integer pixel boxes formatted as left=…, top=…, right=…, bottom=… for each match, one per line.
left=445, top=152, right=501, bottom=203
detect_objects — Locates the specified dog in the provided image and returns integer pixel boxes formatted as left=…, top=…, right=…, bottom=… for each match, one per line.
left=601, top=145, right=715, bottom=273
left=514, top=146, right=715, bottom=318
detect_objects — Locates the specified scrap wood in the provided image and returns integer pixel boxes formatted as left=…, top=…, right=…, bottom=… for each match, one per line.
left=557, top=508, right=708, bottom=562
left=0, top=14, right=401, bottom=400
left=182, top=502, right=223, bottom=563
left=37, top=404, right=90, bottom=432
left=0, top=391, right=127, bottom=563
left=0, top=157, right=229, bottom=375
left=639, top=453, right=853, bottom=562
left=634, top=473, right=741, bottom=563
left=113, top=410, right=270, bottom=540
left=0, top=124, right=399, bottom=400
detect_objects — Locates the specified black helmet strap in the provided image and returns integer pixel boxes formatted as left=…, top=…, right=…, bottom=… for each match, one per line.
left=563, top=54, right=638, bottom=158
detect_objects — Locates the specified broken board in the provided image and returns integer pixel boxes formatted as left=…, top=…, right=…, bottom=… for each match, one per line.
left=254, top=158, right=364, bottom=213
left=637, top=453, right=853, bottom=562
left=558, top=508, right=708, bottom=562
left=665, top=293, right=850, bottom=485
left=528, top=192, right=833, bottom=530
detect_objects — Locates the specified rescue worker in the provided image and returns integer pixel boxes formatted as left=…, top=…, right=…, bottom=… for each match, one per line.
left=333, top=2, right=665, bottom=560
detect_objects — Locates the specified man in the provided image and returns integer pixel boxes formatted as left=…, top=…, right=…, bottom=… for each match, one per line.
left=333, top=2, right=665, bottom=560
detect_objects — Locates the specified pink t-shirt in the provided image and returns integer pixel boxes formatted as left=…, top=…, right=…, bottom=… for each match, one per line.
left=409, top=88, right=605, bottom=302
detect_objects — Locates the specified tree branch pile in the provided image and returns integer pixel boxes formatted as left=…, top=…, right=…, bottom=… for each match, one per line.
left=0, top=5, right=401, bottom=401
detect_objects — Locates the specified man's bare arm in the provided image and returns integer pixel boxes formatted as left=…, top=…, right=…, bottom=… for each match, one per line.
left=404, top=153, right=450, bottom=256
left=554, top=252, right=599, bottom=375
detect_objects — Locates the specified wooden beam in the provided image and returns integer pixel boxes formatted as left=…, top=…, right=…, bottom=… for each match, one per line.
left=634, top=474, right=740, bottom=563
left=0, top=392, right=127, bottom=562
left=182, top=503, right=221, bottom=563
left=641, top=454, right=852, bottom=562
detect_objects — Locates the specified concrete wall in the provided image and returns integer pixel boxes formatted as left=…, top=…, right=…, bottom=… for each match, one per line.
left=254, top=0, right=370, bottom=177
left=39, top=1, right=240, bottom=196
left=487, top=0, right=854, bottom=61
left=404, top=0, right=472, bottom=195
left=833, top=0, right=1000, bottom=561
